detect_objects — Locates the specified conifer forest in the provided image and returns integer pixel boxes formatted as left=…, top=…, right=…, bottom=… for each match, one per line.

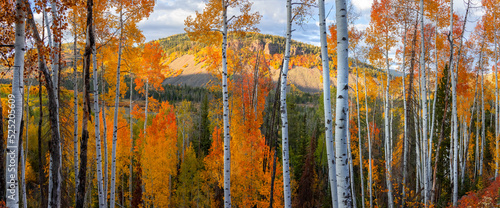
left=1, top=0, right=500, bottom=207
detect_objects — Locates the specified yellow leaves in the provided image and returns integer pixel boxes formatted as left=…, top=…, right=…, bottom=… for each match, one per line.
left=141, top=101, right=178, bottom=207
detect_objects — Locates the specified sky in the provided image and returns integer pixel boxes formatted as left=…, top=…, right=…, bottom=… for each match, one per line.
left=137, top=0, right=481, bottom=48
left=137, top=0, right=374, bottom=45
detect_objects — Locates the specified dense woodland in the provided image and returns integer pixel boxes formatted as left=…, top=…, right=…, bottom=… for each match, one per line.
left=1, top=0, right=500, bottom=207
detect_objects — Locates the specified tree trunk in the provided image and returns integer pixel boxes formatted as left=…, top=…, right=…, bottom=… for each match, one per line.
left=449, top=0, right=459, bottom=205
left=384, top=43, right=394, bottom=208
left=6, top=0, right=25, bottom=206
left=401, top=10, right=408, bottom=206
left=222, top=1, right=231, bottom=207
left=21, top=80, right=31, bottom=208
left=26, top=2, right=62, bottom=207
left=495, top=15, right=499, bottom=178
left=143, top=79, right=148, bottom=136
left=38, top=71, right=46, bottom=207
left=363, top=68, right=373, bottom=208
left=354, top=62, right=365, bottom=208
left=48, top=2, right=63, bottom=206
left=129, top=74, right=134, bottom=208
left=74, top=0, right=94, bottom=206
left=73, top=11, right=79, bottom=205
left=110, top=3, right=123, bottom=208
left=334, top=0, right=353, bottom=206
left=419, top=0, right=429, bottom=205
left=318, top=0, right=338, bottom=207
left=93, top=44, right=106, bottom=207
left=480, top=62, right=485, bottom=177
left=346, top=108, right=357, bottom=208
left=280, top=0, right=292, bottom=207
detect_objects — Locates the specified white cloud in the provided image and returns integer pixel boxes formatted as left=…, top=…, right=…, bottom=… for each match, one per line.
left=352, top=0, right=373, bottom=11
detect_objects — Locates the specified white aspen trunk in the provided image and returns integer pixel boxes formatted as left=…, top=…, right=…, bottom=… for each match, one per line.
left=102, top=101, right=108, bottom=202
left=100, top=64, right=108, bottom=206
left=222, top=1, right=231, bottom=207
left=355, top=65, right=365, bottom=208
left=22, top=80, right=32, bottom=208
left=281, top=0, right=292, bottom=207
left=44, top=8, right=53, bottom=206
left=363, top=68, right=373, bottom=208
left=419, top=0, right=429, bottom=205
left=428, top=17, right=439, bottom=195
left=129, top=74, right=134, bottom=208
left=480, top=65, right=485, bottom=177
left=144, top=79, right=149, bottom=136
left=110, top=5, right=123, bottom=208
left=450, top=0, right=459, bottom=205
left=494, top=18, right=498, bottom=178
left=318, top=0, right=338, bottom=207
left=335, top=0, right=353, bottom=206
left=475, top=89, right=479, bottom=178
left=93, top=45, right=106, bottom=208
left=6, top=0, right=25, bottom=206
left=73, top=11, right=79, bottom=204
left=384, top=48, right=394, bottom=208
left=346, top=107, right=357, bottom=208
left=50, top=2, right=63, bottom=205
left=401, top=12, right=409, bottom=206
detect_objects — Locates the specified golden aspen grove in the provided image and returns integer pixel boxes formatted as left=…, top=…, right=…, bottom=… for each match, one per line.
left=2, top=0, right=500, bottom=207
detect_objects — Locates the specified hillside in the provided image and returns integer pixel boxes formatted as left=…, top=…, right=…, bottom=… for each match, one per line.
left=160, top=33, right=388, bottom=93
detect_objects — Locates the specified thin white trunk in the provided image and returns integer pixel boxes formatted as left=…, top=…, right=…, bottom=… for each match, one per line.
left=110, top=5, right=123, bottom=208
left=102, top=101, right=108, bottom=202
left=363, top=68, right=373, bottom=208
left=419, top=0, right=429, bottom=205
left=222, top=1, right=231, bottom=207
left=384, top=48, right=394, bottom=208
left=73, top=11, right=79, bottom=204
left=144, top=79, right=149, bottom=136
left=346, top=107, right=357, bottom=208
left=480, top=64, right=485, bottom=176
left=354, top=65, right=365, bottom=208
left=494, top=18, right=498, bottom=178
left=93, top=45, right=106, bottom=207
left=318, top=0, right=338, bottom=207
left=6, top=0, right=25, bottom=206
left=22, top=80, right=31, bottom=208
left=129, top=74, right=134, bottom=208
left=334, top=0, right=353, bottom=206
left=401, top=9, right=409, bottom=206
left=50, top=2, right=63, bottom=205
left=450, top=0, right=459, bottom=205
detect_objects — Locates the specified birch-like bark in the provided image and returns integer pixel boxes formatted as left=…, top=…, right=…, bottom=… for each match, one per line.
left=21, top=81, right=31, bottom=208
left=110, top=3, right=123, bottom=208
left=401, top=13, right=409, bottom=207
left=335, top=0, right=353, bottom=206
left=144, top=79, right=149, bottom=136
left=419, top=0, right=429, bottom=205
left=449, top=0, right=459, bottom=205
left=222, top=1, right=231, bottom=207
left=354, top=65, right=365, bottom=208
left=49, top=3, right=63, bottom=205
left=93, top=44, right=106, bottom=207
left=318, top=0, right=338, bottom=207
left=480, top=63, right=485, bottom=177
left=129, top=74, right=134, bottom=208
left=73, top=11, right=79, bottom=204
left=346, top=107, right=357, bottom=208
left=384, top=43, right=394, bottom=208
left=363, top=68, right=373, bottom=208
left=102, top=101, right=108, bottom=202
left=6, top=0, right=25, bottom=206
left=494, top=18, right=498, bottom=178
